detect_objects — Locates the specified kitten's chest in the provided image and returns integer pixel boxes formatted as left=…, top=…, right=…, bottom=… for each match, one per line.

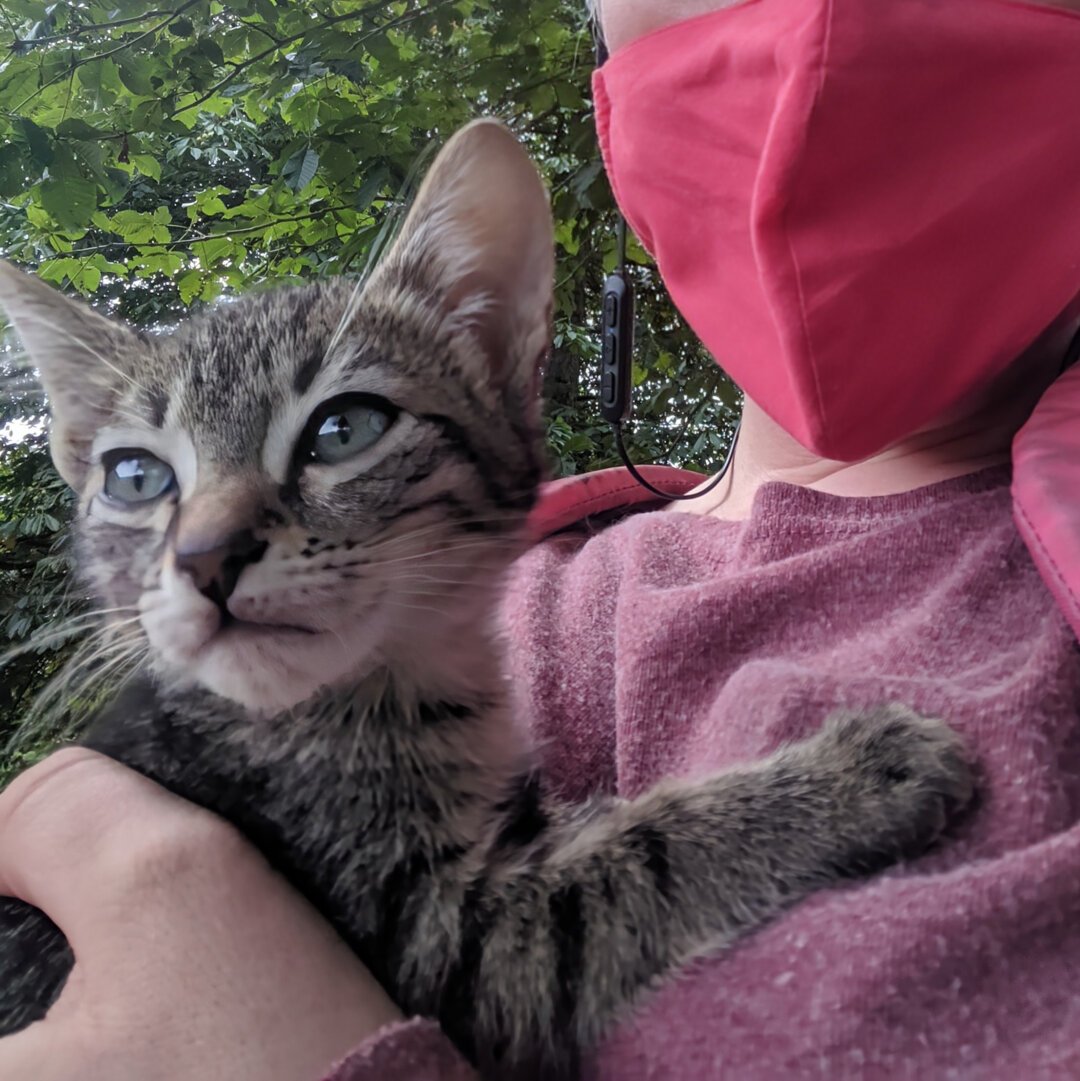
left=84, top=684, right=397, bottom=917
left=83, top=678, right=492, bottom=948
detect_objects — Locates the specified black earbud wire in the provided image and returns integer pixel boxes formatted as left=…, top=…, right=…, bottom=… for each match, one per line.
left=603, top=210, right=740, bottom=501
left=592, top=14, right=738, bottom=501
left=612, top=415, right=740, bottom=501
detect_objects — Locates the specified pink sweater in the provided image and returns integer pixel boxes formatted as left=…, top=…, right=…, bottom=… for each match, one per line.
left=324, top=467, right=1080, bottom=1080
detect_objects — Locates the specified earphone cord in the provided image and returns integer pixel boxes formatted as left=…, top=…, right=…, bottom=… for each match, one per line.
left=607, top=206, right=740, bottom=502
left=612, top=417, right=741, bottom=501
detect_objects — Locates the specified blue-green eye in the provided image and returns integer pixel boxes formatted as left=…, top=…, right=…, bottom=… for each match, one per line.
left=304, top=394, right=396, bottom=465
left=102, top=450, right=175, bottom=505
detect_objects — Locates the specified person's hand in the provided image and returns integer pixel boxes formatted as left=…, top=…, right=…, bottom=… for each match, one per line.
left=0, top=748, right=403, bottom=1081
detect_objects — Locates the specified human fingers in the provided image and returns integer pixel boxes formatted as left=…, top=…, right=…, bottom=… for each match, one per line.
left=0, top=747, right=228, bottom=938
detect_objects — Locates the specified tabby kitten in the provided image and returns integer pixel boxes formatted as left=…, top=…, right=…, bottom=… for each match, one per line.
left=0, top=120, right=972, bottom=1079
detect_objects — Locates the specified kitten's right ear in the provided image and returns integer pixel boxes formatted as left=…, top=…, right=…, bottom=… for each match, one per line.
left=0, top=262, right=142, bottom=488
left=364, top=119, right=554, bottom=391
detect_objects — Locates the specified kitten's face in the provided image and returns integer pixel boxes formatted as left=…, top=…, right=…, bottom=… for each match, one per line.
left=0, top=121, right=553, bottom=714
left=81, top=281, right=542, bottom=712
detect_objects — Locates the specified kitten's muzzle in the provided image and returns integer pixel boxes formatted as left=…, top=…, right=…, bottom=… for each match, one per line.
left=174, top=529, right=268, bottom=611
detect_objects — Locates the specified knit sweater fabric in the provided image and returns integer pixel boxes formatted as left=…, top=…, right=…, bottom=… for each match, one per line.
left=322, top=466, right=1080, bottom=1080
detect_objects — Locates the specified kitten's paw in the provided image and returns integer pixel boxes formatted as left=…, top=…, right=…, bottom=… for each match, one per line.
left=809, top=704, right=975, bottom=867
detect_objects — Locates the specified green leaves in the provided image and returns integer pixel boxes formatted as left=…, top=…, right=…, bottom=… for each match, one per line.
left=0, top=0, right=735, bottom=463
left=55, top=118, right=110, bottom=140
left=103, top=208, right=172, bottom=245
left=17, top=118, right=53, bottom=166
left=281, top=144, right=320, bottom=193
left=129, top=153, right=162, bottom=181
left=0, top=436, right=81, bottom=764
left=0, top=144, right=28, bottom=197
left=39, top=178, right=98, bottom=231
left=36, top=253, right=128, bottom=293
left=0, top=0, right=611, bottom=323
left=177, top=269, right=206, bottom=304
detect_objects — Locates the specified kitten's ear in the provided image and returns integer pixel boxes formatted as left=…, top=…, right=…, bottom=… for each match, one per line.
left=0, top=261, right=142, bottom=488
left=367, top=119, right=554, bottom=385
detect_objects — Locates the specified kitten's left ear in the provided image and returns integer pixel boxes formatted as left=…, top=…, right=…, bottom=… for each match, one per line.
left=0, top=262, right=144, bottom=488
left=365, top=119, right=555, bottom=384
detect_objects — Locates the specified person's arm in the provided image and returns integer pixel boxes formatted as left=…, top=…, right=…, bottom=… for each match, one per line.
left=0, top=749, right=472, bottom=1081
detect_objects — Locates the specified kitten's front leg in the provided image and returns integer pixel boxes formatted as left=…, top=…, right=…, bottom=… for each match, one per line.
left=438, top=704, right=973, bottom=1078
left=778, top=703, right=975, bottom=873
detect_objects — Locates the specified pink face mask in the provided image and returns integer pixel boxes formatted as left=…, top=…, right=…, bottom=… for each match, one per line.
left=593, top=0, right=1080, bottom=462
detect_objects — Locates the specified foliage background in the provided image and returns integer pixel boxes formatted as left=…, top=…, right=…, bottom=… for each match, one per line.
left=0, top=0, right=739, bottom=779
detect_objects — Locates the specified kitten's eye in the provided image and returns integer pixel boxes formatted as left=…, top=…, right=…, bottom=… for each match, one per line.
left=302, top=394, right=397, bottom=465
left=102, top=450, right=175, bottom=505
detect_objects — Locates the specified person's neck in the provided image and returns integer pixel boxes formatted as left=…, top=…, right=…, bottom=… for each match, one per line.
left=670, top=313, right=1077, bottom=521
left=669, top=400, right=1015, bottom=520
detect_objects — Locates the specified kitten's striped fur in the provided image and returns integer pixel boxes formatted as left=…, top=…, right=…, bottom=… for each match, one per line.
left=0, top=121, right=972, bottom=1078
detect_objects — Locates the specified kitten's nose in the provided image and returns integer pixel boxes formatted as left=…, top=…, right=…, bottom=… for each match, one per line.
left=175, top=529, right=268, bottom=607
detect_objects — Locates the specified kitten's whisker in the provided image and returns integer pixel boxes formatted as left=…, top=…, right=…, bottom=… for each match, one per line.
left=321, top=140, right=435, bottom=365
left=322, top=278, right=366, bottom=369
left=50, top=621, right=143, bottom=667
left=361, top=544, right=519, bottom=567
left=1, top=630, right=101, bottom=669
left=55, top=634, right=144, bottom=681
left=64, top=636, right=147, bottom=690
left=65, top=604, right=139, bottom=617
left=383, top=599, right=446, bottom=616
left=336, top=566, right=487, bottom=584
left=0, top=614, right=142, bottom=668
left=358, top=536, right=523, bottom=562
left=12, top=636, right=148, bottom=751
left=361, top=533, right=525, bottom=557
left=108, top=406, right=154, bottom=427
left=22, top=656, right=143, bottom=744
left=373, top=550, right=514, bottom=565
left=357, top=515, right=525, bottom=552
left=392, top=575, right=483, bottom=588
left=29, top=606, right=140, bottom=631
left=80, top=644, right=147, bottom=685
left=22, top=607, right=141, bottom=638
left=10, top=618, right=113, bottom=649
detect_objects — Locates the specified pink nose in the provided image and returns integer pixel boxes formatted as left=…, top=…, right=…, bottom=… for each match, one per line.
left=174, top=530, right=267, bottom=604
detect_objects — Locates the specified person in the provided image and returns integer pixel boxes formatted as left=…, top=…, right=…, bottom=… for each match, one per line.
left=3, top=0, right=1080, bottom=1077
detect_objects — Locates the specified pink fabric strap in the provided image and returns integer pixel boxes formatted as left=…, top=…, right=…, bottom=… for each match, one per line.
left=526, top=466, right=704, bottom=541
left=319, top=1018, right=476, bottom=1081
left=1012, top=363, right=1080, bottom=641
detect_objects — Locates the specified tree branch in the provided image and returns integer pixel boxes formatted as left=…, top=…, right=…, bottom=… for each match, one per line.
left=163, top=0, right=408, bottom=120
left=13, top=0, right=203, bottom=112
left=10, top=10, right=174, bottom=50
left=66, top=203, right=356, bottom=255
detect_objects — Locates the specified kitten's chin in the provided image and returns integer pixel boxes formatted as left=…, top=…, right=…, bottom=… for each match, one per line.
left=189, top=624, right=364, bottom=714
left=141, top=588, right=385, bottom=715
